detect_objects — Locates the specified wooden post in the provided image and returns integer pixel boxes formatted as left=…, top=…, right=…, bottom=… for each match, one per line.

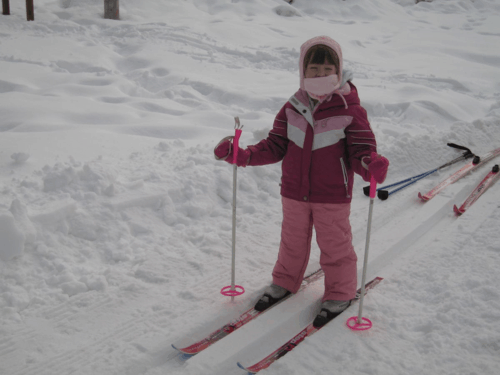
left=2, top=0, right=10, bottom=15
left=26, top=0, right=34, bottom=21
left=104, top=0, right=119, bottom=20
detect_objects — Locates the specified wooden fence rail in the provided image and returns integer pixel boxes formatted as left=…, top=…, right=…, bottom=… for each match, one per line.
left=2, top=1, right=120, bottom=21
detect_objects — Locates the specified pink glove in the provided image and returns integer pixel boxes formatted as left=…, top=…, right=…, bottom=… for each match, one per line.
left=363, top=152, right=389, bottom=183
left=214, top=136, right=251, bottom=167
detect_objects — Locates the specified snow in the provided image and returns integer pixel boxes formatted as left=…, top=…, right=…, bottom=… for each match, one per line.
left=1, top=0, right=500, bottom=374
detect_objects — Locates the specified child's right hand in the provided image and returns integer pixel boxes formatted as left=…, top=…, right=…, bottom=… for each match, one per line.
left=214, top=136, right=251, bottom=167
left=214, top=136, right=233, bottom=160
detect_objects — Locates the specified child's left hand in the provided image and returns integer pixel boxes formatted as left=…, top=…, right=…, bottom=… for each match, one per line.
left=364, top=152, right=389, bottom=183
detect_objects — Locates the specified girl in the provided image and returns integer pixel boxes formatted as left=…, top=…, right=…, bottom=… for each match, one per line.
left=214, top=36, right=389, bottom=328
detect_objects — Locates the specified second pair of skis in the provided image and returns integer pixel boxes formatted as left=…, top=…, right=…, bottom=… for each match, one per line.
left=365, top=145, right=500, bottom=211
left=453, top=164, right=499, bottom=215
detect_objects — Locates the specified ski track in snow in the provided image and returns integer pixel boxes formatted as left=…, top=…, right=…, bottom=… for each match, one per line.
left=1, top=0, right=500, bottom=374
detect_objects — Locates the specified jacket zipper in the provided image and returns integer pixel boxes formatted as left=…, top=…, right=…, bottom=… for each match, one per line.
left=340, top=157, right=351, bottom=198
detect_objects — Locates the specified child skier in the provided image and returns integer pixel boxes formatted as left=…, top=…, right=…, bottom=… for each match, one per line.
left=214, top=36, right=389, bottom=328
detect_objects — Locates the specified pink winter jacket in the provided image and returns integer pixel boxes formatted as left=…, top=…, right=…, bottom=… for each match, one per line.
left=247, top=83, right=376, bottom=204
left=245, top=36, right=377, bottom=204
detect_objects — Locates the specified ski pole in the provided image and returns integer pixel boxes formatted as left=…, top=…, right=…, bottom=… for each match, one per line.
left=348, top=176, right=377, bottom=331
left=221, top=117, right=245, bottom=301
left=378, top=151, right=474, bottom=200
left=376, top=169, right=437, bottom=200
left=364, top=144, right=474, bottom=200
left=231, top=118, right=242, bottom=301
left=368, top=170, right=432, bottom=193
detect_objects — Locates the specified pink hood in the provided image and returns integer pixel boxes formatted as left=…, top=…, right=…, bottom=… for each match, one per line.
left=299, top=36, right=344, bottom=92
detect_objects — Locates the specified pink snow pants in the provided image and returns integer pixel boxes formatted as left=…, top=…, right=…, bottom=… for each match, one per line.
left=272, top=197, right=358, bottom=302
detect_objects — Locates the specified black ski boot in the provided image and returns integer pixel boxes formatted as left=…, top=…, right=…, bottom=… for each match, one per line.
left=254, top=284, right=291, bottom=312
left=313, top=300, right=351, bottom=328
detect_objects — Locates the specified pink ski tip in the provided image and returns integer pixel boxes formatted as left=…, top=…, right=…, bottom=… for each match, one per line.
left=453, top=205, right=463, bottom=216
left=171, top=343, right=198, bottom=356
left=418, top=192, right=429, bottom=201
left=346, top=316, right=372, bottom=331
left=237, top=362, right=256, bottom=374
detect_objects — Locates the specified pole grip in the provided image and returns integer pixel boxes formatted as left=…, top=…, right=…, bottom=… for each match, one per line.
left=369, top=176, right=377, bottom=199
left=233, top=128, right=242, bottom=164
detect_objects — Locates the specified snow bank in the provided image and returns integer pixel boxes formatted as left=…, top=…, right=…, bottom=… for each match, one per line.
left=1, top=0, right=500, bottom=374
left=0, top=212, right=25, bottom=262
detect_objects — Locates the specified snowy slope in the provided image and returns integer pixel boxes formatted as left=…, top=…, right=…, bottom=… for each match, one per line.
left=1, top=0, right=500, bottom=374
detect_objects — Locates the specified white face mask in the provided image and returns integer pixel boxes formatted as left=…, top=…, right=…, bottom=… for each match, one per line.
left=303, top=74, right=340, bottom=100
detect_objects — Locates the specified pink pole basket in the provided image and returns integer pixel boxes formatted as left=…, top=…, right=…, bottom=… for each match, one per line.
left=221, top=285, right=245, bottom=297
left=346, top=316, right=372, bottom=331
